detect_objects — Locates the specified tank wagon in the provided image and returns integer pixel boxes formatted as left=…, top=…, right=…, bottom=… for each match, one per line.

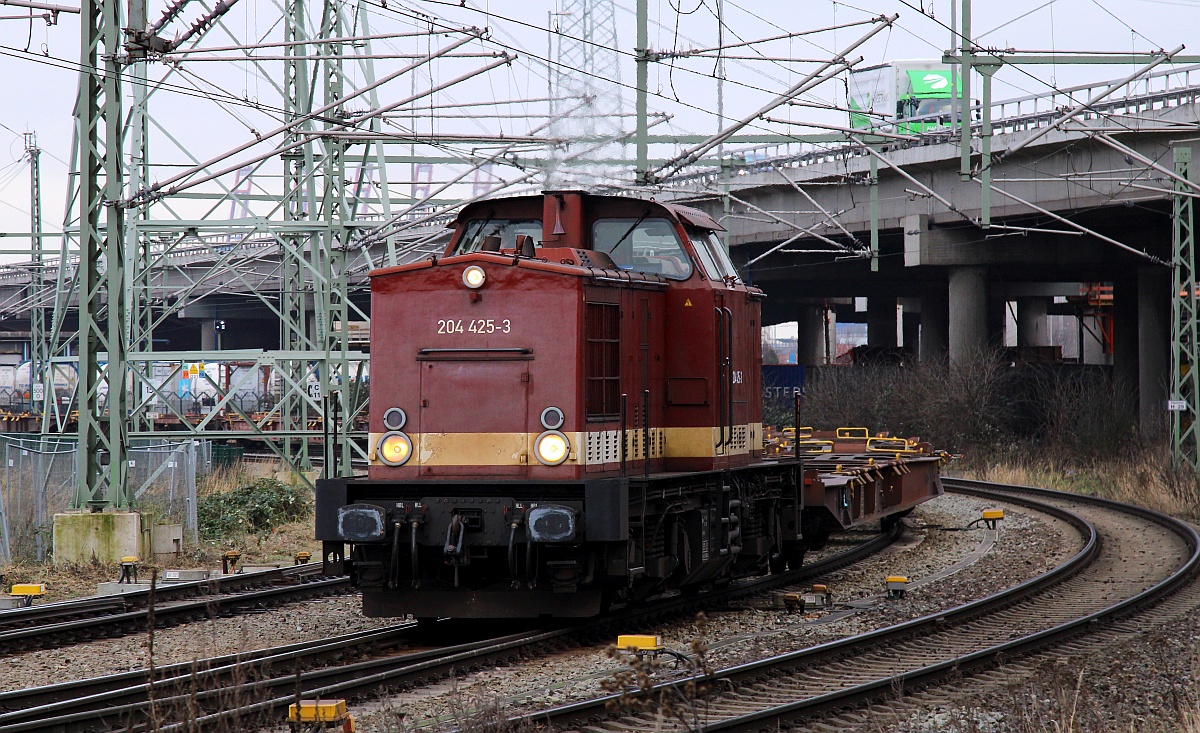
left=315, top=191, right=944, bottom=619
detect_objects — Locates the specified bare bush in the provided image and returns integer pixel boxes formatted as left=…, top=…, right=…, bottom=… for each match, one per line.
left=797, top=349, right=1141, bottom=465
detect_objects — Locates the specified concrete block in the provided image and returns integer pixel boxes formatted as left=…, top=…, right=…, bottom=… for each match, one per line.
left=160, top=569, right=214, bottom=583
left=97, top=581, right=153, bottom=595
left=53, top=511, right=141, bottom=566
left=151, top=524, right=183, bottom=559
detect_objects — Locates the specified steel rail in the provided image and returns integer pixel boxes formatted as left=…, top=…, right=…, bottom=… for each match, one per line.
left=0, top=596, right=127, bottom=632
left=518, top=482, right=1199, bottom=733
left=0, top=569, right=348, bottom=655
left=0, top=623, right=417, bottom=719
left=0, top=624, right=415, bottom=715
left=518, top=485, right=1097, bottom=731
left=0, top=562, right=323, bottom=632
left=9, top=523, right=898, bottom=733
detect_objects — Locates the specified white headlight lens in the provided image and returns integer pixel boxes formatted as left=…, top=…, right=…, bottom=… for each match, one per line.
left=378, top=431, right=413, bottom=466
left=462, top=265, right=486, bottom=289
left=382, top=407, right=406, bottom=431
left=534, top=430, right=570, bottom=466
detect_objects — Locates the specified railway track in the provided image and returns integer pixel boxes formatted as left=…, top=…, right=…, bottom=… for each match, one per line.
left=510, top=480, right=1199, bottom=732
left=0, top=563, right=347, bottom=655
left=0, top=520, right=901, bottom=733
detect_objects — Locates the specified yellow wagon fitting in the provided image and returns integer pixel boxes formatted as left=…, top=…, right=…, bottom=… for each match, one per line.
left=867, top=437, right=920, bottom=454
left=797, top=439, right=834, bottom=454
left=835, top=427, right=870, bottom=440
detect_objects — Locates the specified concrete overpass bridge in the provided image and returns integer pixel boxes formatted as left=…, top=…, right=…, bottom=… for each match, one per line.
left=669, top=66, right=1200, bottom=437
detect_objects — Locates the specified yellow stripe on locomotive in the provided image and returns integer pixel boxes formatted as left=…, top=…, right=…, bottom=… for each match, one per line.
left=367, top=423, right=767, bottom=467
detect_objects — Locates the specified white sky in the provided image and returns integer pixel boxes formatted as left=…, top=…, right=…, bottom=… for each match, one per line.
left=0, top=0, right=1197, bottom=244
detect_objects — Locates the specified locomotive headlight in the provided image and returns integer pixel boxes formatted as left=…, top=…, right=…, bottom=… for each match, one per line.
left=382, top=407, right=406, bottom=431
left=540, top=406, right=565, bottom=430
left=462, top=265, right=486, bottom=289
left=378, top=431, right=413, bottom=466
left=534, top=430, right=570, bottom=466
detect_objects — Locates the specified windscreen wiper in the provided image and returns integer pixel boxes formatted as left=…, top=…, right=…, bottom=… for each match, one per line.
left=604, top=210, right=650, bottom=254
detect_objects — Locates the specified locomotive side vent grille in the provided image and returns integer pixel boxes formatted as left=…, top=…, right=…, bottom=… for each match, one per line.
left=585, top=428, right=664, bottom=464
left=586, top=430, right=622, bottom=464
left=625, top=431, right=644, bottom=461
left=728, top=425, right=748, bottom=452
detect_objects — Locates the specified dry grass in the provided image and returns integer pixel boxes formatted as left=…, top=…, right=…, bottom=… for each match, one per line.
left=955, top=448, right=1200, bottom=520
left=1, top=459, right=320, bottom=600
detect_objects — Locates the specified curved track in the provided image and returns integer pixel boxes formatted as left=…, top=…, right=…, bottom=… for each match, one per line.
left=0, top=523, right=900, bottom=733
left=517, top=480, right=1199, bottom=732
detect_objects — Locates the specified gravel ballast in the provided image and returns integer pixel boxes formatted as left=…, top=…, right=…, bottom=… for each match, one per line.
left=0, top=594, right=393, bottom=693
left=353, top=492, right=1080, bottom=731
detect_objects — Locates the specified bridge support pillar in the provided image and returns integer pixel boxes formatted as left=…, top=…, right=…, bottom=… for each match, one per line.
left=900, top=298, right=921, bottom=356
left=796, top=304, right=827, bottom=366
left=867, top=297, right=898, bottom=349
left=1017, top=297, right=1051, bottom=348
left=200, top=319, right=217, bottom=351
left=1113, top=278, right=1138, bottom=391
left=949, top=266, right=988, bottom=364
left=920, top=283, right=948, bottom=363
left=1139, top=265, right=1170, bottom=440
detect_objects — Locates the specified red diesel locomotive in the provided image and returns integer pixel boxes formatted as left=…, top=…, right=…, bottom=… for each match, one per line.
left=315, top=191, right=943, bottom=619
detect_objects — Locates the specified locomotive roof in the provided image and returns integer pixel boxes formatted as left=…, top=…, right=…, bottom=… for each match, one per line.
left=450, top=192, right=725, bottom=232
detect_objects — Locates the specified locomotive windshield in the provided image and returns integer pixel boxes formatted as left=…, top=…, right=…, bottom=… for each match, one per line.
left=452, top=218, right=543, bottom=254
left=592, top=217, right=693, bottom=280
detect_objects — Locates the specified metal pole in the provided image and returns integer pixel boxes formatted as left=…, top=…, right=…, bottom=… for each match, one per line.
left=620, top=393, right=628, bottom=478
left=642, top=389, right=650, bottom=478
left=635, top=0, right=648, bottom=182
left=25, top=135, right=43, bottom=420
left=978, top=64, right=998, bottom=228
left=75, top=0, right=127, bottom=509
left=869, top=149, right=879, bottom=272
left=958, top=0, right=972, bottom=181
left=949, top=0, right=958, bottom=134
left=1171, top=144, right=1200, bottom=471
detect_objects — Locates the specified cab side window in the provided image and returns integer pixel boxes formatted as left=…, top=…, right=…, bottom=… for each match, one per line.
left=687, top=227, right=739, bottom=282
left=592, top=218, right=693, bottom=280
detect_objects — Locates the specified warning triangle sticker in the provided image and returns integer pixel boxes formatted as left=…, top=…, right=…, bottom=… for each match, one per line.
left=684, top=299, right=692, bottom=306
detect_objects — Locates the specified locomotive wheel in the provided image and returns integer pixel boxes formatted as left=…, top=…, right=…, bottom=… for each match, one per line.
left=807, top=526, right=831, bottom=551
left=784, top=542, right=806, bottom=571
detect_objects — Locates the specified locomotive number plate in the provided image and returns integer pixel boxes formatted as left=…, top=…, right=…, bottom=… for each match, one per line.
left=437, top=318, right=512, bottom=335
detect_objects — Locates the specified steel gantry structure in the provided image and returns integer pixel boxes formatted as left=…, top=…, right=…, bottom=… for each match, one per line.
left=52, top=0, right=664, bottom=501
left=40, top=0, right=1200, bottom=514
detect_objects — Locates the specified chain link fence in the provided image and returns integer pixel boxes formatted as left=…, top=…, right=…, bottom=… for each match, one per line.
left=0, top=437, right=207, bottom=564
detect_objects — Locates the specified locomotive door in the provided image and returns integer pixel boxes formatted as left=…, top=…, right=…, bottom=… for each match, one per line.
left=727, top=292, right=750, bottom=458
left=630, top=293, right=652, bottom=471
left=417, top=357, right=530, bottom=476
left=713, top=290, right=749, bottom=465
